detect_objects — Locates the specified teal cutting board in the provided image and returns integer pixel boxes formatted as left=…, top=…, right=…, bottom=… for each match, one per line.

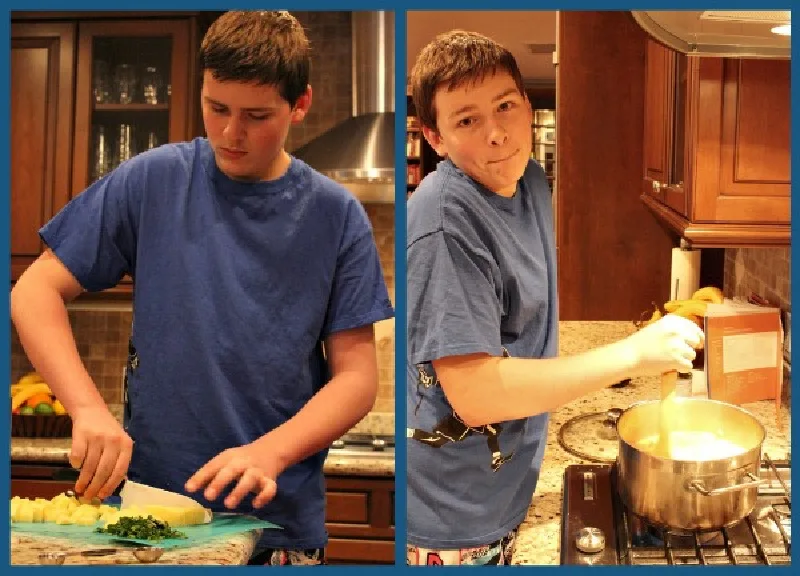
left=11, top=512, right=282, bottom=549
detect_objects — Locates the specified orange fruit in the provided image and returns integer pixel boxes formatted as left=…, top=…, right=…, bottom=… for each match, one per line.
left=25, top=393, right=53, bottom=409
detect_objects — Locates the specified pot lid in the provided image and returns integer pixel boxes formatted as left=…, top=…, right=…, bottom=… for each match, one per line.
left=557, top=409, right=623, bottom=463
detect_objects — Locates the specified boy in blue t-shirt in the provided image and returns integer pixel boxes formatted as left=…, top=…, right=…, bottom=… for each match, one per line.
left=10, top=11, right=394, bottom=565
left=406, top=30, right=703, bottom=565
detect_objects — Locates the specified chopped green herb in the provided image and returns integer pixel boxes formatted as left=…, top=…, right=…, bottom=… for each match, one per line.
left=95, top=515, right=188, bottom=541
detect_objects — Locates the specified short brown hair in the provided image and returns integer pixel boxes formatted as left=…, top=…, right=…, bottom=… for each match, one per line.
left=200, top=10, right=310, bottom=107
left=410, top=30, right=525, bottom=131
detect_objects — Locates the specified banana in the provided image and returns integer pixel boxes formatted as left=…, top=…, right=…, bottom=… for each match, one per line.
left=17, top=372, right=43, bottom=386
left=10, top=372, right=46, bottom=397
left=671, top=299, right=708, bottom=320
left=664, top=299, right=692, bottom=313
left=691, top=286, right=724, bottom=305
left=11, top=383, right=52, bottom=411
left=644, top=308, right=662, bottom=326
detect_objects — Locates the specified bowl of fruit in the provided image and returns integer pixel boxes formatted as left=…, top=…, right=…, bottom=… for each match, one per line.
left=11, top=372, right=72, bottom=438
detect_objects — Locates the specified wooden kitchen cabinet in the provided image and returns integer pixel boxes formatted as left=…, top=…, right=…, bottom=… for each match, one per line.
left=71, top=18, right=193, bottom=297
left=641, top=39, right=791, bottom=247
left=10, top=22, right=76, bottom=284
left=642, top=40, right=688, bottom=218
left=11, top=462, right=79, bottom=500
left=325, top=475, right=394, bottom=565
left=10, top=13, right=197, bottom=297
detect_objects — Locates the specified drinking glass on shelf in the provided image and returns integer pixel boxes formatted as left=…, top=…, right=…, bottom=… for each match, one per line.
left=92, top=60, right=111, bottom=104
left=92, top=125, right=112, bottom=181
left=115, top=123, right=136, bottom=166
left=144, top=129, right=161, bottom=150
left=114, top=63, right=137, bottom=104
left=142, top=66, right=165, bottom=105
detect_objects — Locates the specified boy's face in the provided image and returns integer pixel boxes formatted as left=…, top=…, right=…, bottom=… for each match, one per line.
left=201, top=71, right=311, bottom=181
left=423, top=71, right=532, bottom=197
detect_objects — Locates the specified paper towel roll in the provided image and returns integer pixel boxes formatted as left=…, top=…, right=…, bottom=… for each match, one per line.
left=670, top=248, right=701, bottom=300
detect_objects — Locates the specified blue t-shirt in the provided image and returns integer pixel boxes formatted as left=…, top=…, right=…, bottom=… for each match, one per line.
left=406, top=158, right=558, bottom=549
left=40, top=138, right=394, bottom=550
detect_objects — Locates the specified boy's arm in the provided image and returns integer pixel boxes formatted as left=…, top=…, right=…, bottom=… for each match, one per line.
left=11, top=250, right=133, bottom=499
left=186, top=325, right=380, bottom=508
left=434, top=314, right=704, bottom=427
left=251, top=324, right=379, bottom=476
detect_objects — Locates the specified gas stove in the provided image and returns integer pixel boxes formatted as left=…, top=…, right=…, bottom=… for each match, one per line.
left=561, top=455, right=791, bottom=565
left=329, top=433, right=395, bottom=458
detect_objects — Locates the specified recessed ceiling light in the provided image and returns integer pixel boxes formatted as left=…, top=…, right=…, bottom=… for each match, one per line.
left=771, top=23, right=791, bottom=36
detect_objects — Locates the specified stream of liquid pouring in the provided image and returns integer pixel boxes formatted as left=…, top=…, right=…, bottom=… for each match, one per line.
left=655, top=370, right=678, bottom=458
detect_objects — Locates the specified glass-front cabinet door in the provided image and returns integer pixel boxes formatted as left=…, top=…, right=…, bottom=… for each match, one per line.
left=72, top=19, right=191, bottom=194
left=71, top=19, right=191, bottom=295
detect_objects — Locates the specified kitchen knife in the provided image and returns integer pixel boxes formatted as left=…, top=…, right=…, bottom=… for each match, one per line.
left=118, top=480, right=213, bottom=523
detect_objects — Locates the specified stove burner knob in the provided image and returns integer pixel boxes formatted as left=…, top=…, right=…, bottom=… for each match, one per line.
left=332, top=439, right=345, bottom=449
left=371, top=438, right=386, bottom=451
left=575, top=527, right=606, bottom=554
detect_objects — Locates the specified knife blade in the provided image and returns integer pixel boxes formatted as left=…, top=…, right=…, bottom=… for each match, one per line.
left=57, top=469, right=212, bottom=523
left=118, top=480, right=213, bottom=523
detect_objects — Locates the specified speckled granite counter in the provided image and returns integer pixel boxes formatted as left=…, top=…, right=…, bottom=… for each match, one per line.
left=11, top=531, right=258, bottom=565
left=10, top=413, right=394, bottom=564
left=511, top=321, right=792, bottom=565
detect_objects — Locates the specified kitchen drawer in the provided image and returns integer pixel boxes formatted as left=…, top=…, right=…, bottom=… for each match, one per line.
left=11, top=462, right=77, bottom=499
left=324, top=475, right=394, bottom=564
left=327, top=538, right=394, bottom=564
left=11, top=479, right=76, bottom=500
left=326, top=491, right=369, bottom=524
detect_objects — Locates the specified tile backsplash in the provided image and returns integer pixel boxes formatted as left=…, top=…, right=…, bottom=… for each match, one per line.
left=285, top=11, right=353, bottom=154
left=724, top=247, right=791, bottom=311
left=366, top=203, right=395, bottom=414
left=11, top=309, right=131, bottom=405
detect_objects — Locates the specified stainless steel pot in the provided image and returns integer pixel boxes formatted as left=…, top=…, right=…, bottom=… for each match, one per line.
left=615, top=398, right=766, bottom=531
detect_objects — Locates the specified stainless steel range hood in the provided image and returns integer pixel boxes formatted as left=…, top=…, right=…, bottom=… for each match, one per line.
left=631, top=10, right=791, bottom=58
left=293, top=11, right=395, bottom=203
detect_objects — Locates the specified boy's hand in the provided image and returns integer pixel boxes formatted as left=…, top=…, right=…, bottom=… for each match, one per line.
left=185, top=444, right=279, bottom=509
left=70, top=405, right=133, bottom=501
left=624, top=313, right=705, bottom=376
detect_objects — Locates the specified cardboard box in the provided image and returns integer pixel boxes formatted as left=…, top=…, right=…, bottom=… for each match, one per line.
left=704, top=299, right=784, bottom=405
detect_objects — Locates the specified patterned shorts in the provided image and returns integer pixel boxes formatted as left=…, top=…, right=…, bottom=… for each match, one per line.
left=407, top=527, right=518, bottom=566
left=248, top=548, right=326, bottom=565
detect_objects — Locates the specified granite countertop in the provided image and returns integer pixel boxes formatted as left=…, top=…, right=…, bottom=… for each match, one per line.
left=511, top=321, right=792, bottom=565
left=10, top=413, right=394, bottom=565
left=11, top=531, right=258, bottom=565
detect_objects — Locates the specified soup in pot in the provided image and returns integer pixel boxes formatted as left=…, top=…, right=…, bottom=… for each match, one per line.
left=634, top=430, right=746, bottom=460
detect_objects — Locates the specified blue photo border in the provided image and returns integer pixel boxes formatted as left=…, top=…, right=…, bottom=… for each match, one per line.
left=2, top=0, right=797, bottom=573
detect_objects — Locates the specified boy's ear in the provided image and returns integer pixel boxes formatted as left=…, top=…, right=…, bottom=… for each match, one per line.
left=422, top=125, right=447, bottom=158
left=290, top=85, right=312, bottom=124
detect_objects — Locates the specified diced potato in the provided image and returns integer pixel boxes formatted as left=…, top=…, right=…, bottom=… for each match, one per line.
left=44, top=506, right=62, bottom=523
left=31, top=501, right=46, bottom=523
left=16, top=501, right=34, bottom=523
left=55, top=512, right=74, bottom=525
left=72, top=512, right=99, bottom=526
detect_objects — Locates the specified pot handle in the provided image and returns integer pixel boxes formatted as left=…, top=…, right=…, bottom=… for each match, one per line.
left=686, top=472, right=765, bottom=496
left=605, top=408, right=623, bottom=425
